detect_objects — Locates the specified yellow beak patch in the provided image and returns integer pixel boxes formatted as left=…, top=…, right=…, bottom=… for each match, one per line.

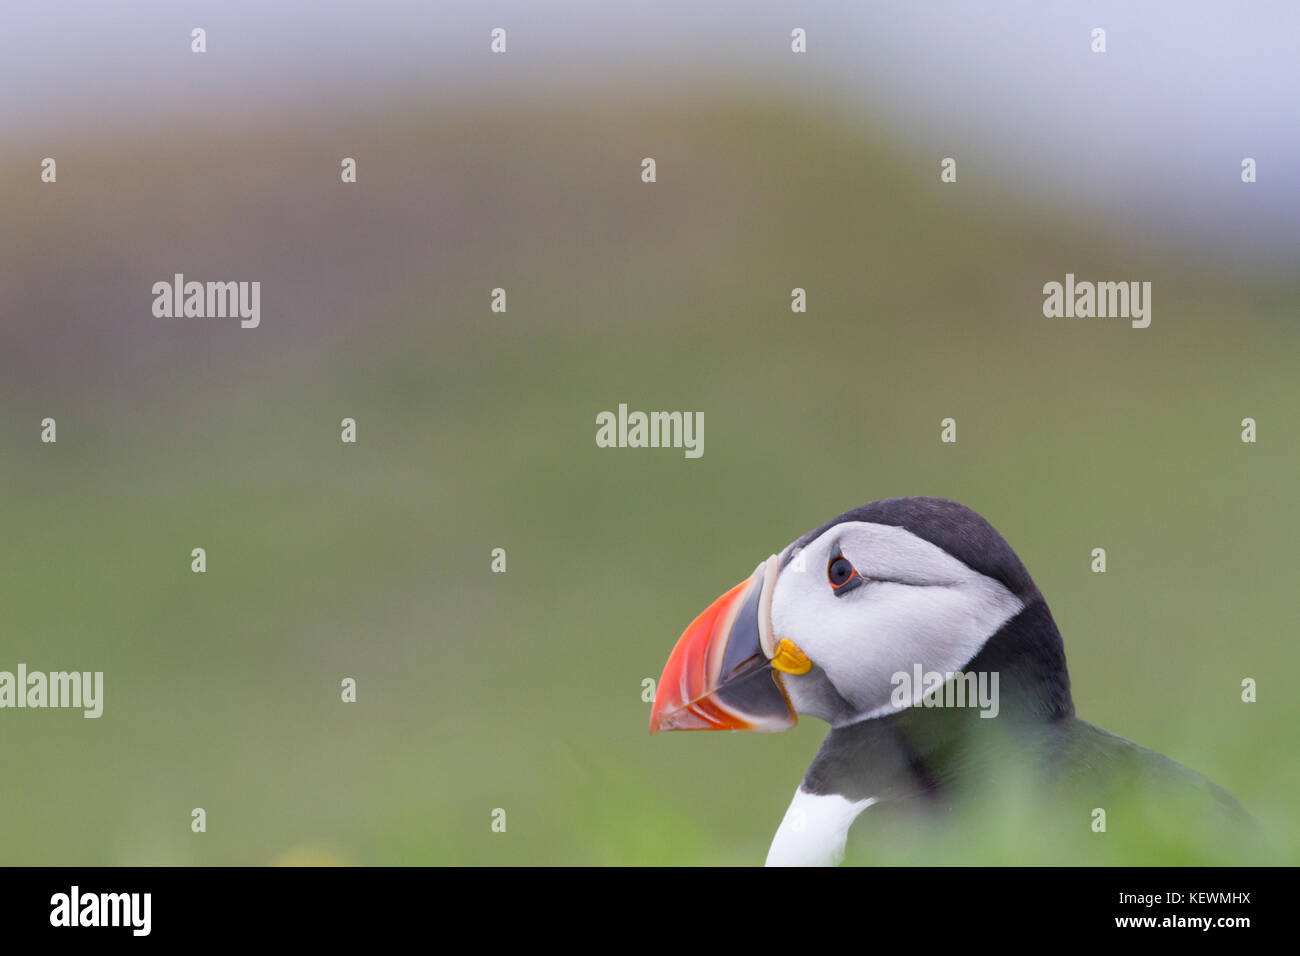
left=771, top=638, right=812, bottom=675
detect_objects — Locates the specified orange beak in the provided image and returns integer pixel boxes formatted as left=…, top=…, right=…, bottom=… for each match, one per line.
left=649, top=556, right=799, bottom=733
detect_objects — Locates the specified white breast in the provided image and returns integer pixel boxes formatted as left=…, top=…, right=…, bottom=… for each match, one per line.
left=765, top=787, right=876, bottom=866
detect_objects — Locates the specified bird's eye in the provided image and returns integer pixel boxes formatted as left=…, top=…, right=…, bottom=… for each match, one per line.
left=827, top=553, right=863, bottom=595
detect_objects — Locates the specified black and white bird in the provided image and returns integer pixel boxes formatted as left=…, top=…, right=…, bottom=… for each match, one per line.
left=649, top=497, right=1246, bottom=865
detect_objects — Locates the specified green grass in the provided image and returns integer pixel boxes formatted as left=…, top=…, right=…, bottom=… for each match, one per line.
left=0, top=95, right=1296, bottom=865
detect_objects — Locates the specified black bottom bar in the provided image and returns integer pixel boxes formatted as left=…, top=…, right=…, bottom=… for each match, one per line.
left=0, top=865, right=1281, bottom=942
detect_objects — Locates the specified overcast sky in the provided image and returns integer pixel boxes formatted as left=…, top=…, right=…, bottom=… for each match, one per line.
left=4, top=1, right=1297, bottom=264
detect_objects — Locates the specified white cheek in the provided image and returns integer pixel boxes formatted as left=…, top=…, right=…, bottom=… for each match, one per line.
left=772, top=569, right=1023, bottom=718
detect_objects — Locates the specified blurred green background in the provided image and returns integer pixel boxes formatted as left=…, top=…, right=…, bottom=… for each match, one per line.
left=2, top=89, right=1297, bottom=864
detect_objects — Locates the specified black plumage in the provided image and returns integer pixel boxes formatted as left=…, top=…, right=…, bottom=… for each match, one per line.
left=794, top=498, right=1249, bottom=841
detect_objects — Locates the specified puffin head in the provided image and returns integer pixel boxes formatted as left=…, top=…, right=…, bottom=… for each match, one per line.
left=649, top=497, right=1057, bottom=734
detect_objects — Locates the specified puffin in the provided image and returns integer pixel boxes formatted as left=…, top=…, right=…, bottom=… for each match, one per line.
left=649, top=497, right=1247, bottom=866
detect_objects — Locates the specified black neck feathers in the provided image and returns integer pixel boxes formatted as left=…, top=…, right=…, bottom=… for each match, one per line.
left=801, top=599, right=1074, bottom=803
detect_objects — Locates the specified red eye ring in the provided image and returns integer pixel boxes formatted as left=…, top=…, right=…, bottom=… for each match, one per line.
left=827, top=554, right=862, bottom=595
